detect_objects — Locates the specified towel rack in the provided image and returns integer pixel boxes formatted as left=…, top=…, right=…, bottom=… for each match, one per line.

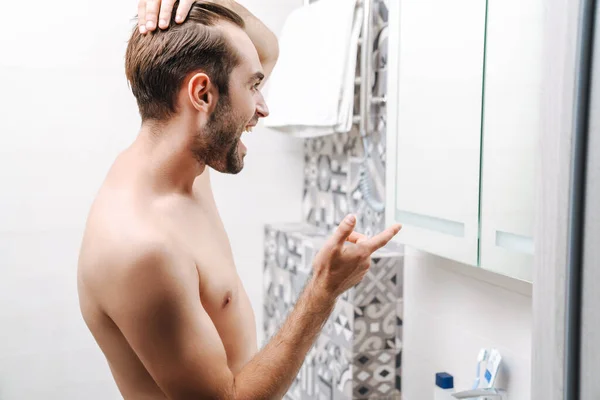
left=359, top=0, right=373, bottom=136
left=358, top=0, right=387, bottom=212
left=359, top=0, right=388, bottom=133
left=303, top=0, right=387, bottom=212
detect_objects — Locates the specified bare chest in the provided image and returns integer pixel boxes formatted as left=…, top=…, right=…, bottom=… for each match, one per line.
left=161, top=200, right=258, bottom=370
left=164, top=204, right=238, bottom=308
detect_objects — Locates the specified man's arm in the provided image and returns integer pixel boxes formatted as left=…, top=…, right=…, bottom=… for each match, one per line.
left=138, top=0, right=279, bottom=81
left=234, top=279, right=334, bottom=399
left=223, top=1, right=280, bottom=82
left=107, top=241, right=334, bottom=400
left=105, top=242, right=235, bottom=399
left=108, top=217, right=400, bottom=400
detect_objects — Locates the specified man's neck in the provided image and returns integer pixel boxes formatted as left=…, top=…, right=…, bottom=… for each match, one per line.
left=131, top=119, right=205, bottom=195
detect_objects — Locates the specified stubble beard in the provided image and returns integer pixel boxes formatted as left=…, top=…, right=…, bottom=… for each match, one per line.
left=193, top=95, right=245, bottom=174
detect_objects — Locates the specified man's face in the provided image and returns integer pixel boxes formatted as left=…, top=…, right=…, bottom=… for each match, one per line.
left=196, top=24, right=269, bottom=174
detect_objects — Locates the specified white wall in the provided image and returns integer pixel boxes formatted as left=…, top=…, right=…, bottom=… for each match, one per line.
left=0, top=0, right=303, bottom=398
left=402, top=247, right=532, bottom=400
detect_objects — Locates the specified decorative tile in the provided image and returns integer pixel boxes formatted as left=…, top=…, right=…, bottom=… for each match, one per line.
left=263, top=293, right=288, bottom=344
left=395, top=299, right=403, bottom=394
left=348, top=157, right=386, bottom=237
left=324, top=339, right=353, bottom=400
left=265, top=225, right=309, bottom=274
left=303, top=133, right=353, bottom=232
left=264, top=224, right=404, bottom=350
left=270, top=296, right=404, bottom=399
left=342, top=256, right=404, bottom=306
left=303, top=127, right=385, bottom=233
left=266, top=222, right=327, bottom=275
left=267, top=222, right=404, bottom=280
left=324, top=299, right=354, bottom=347
left=291, top=334, right=353, bottom=400
left=354, top=302, right=397, bottom=352
left=302, top=95, right=387, bottom=238
left=264, top=258, right=309, bottom=306
left=290, top=338, right=400, bottom=399
left=396, top=299, right=403, bottom=344
left=326, top=299, right=398, bottom=353
left=353, top=350, right=399, bottom=399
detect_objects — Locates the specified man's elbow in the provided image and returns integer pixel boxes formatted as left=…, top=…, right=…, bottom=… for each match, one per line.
left=270, top=39, right=280, bottom=64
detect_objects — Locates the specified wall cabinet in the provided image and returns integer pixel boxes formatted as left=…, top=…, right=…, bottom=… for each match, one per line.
left=386, top=0, right=542, bottom=282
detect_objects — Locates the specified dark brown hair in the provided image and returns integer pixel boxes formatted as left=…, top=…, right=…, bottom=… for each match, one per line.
left=125, top=1, right=245, bottom=121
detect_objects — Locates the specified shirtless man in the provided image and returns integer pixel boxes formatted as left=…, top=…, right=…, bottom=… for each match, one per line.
left=77, top=1, right=402, bottom=398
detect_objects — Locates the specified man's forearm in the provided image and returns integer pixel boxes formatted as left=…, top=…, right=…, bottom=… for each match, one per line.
left=229, top=2, right=280, bottom=78
left=233, top=278, right=336, bottom=400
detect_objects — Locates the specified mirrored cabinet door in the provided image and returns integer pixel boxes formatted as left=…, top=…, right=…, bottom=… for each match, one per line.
left=478, top=0, right=542, bottom=282
left=386, top=0, right=487, bottom=266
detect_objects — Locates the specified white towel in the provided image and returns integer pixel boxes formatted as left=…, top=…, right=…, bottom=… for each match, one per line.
left=264, top=0, right=362, bottom=138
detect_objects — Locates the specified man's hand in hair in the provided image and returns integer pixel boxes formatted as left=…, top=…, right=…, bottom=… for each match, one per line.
left=138, top=0, right=193, bottom=32
left=138, top=0, right=238, bottom=33
left=138, top=0, right=280, bottom=82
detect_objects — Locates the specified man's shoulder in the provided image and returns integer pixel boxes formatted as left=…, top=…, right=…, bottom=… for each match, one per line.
left=80, top=223, right=187, bottom=300
left=100, top=225, right=174, bottom=271
left=81, top=193, right=174, bottom=270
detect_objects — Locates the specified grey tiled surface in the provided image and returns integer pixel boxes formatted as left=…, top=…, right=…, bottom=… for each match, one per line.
left=263, top=1, right=402, bottom=398
left=263, top=224, right=404, bottom=399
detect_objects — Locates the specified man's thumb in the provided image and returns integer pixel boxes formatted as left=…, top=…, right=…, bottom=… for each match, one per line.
left=331, top=214, right=356, bottom=245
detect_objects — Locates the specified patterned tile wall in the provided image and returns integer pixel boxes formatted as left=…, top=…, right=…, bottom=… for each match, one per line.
left=262, top=1, right=403, bottom=398
left=263, top=224, right=403, bottom=400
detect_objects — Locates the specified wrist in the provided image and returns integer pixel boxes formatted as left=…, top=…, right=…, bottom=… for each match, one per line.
left=306, top=275, right=337, bottom=305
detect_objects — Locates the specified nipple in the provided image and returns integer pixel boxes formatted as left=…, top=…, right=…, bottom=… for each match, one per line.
left=223, top=292, right=232, bottom=308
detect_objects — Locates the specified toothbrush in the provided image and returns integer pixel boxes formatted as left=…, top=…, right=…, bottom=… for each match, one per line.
left=472, top=348, right=488, bottom=389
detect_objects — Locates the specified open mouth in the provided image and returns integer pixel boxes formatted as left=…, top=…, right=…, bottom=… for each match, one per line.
left=243, top=118, right=259, bottom=134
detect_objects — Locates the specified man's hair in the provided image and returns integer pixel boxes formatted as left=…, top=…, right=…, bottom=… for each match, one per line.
left=125, top=1, right=245, bottom=121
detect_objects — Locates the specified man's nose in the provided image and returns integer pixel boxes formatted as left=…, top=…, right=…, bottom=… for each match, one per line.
left=256, top=92, right=269, bottom=118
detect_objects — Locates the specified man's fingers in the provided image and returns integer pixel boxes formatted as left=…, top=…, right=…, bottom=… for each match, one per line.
left=138, top=0, right=148, bottom=33
left=144, top=0, right=161, bottom=31
left=175, top=0, right=196, bottom=23
left=329, top=214, right=357, bottom=247
left=362, top=224, right=402, bottom=253
left=346, top=231, right=367, bottom=244
left=158, top=0, right=177, bottom=28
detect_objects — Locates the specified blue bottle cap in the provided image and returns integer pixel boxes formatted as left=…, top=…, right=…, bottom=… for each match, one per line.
left=435, top=372, right=454, bottom=389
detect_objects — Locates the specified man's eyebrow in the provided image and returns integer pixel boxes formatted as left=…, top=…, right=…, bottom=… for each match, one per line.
left=248, top=72, right=265, bottom=84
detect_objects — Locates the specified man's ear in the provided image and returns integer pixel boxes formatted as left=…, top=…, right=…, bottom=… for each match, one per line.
left=188, top=72, right=217, bottom=113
